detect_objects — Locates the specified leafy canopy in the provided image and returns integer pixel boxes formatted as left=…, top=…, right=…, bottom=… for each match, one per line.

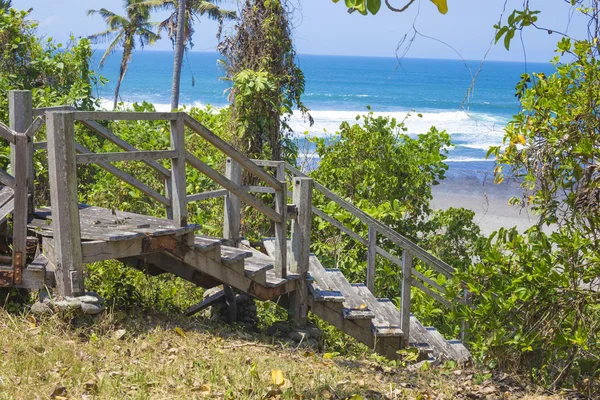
left=331, top=0, right=448, bottom=16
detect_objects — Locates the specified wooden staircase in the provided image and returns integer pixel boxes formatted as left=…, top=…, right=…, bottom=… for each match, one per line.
left=1, top=90, right=472, bottom=364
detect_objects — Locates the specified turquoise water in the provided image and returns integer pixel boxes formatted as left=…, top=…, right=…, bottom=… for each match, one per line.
left=93, top=51, right=555, bottom=175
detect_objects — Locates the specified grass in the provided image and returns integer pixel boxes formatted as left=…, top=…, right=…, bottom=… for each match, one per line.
left=0, top=307, right=571, bottom=400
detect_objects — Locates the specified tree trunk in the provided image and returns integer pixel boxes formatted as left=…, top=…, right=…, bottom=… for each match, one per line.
left=114, top=43, right=132, bottom=110
left=171, top=0, right=186, bottom=110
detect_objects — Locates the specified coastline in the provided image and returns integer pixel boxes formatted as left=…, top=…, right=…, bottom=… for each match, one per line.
left=432, top=164, right=539, bottom=237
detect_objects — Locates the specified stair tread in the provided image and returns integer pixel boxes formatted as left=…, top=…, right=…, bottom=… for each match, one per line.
left=194, top=235, right=224, bottom=251
left=220, top=246, right=252, bottom=265
left=352, top=284, right=403, bottom=337
left=424, top=326, right=470, bottom=363
left=238, top=246, right=274, bottom=277
left=308, top=255, right=345, bottom=302
left=306, top=256, right=374, bottom=319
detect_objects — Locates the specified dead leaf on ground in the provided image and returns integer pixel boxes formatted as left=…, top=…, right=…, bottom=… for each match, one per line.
left=271, top=369, right=285, bottom=386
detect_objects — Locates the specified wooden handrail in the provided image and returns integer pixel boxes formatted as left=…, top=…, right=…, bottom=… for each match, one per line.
left=284, top=163, right=455, bottom=278
left=183, top=115, right=284, bottom=192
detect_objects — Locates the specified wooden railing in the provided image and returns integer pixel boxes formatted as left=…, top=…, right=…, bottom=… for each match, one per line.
left=28, top=107, right=292, bottom=295
left=0, top=91, right=45, bottom=286
left=282, top=163, right=468, bottom=342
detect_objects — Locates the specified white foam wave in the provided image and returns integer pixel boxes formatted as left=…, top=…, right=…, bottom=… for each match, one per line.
left=288, top=109, right=507, bottom=139
left=98, top=98, right=206, bottom=112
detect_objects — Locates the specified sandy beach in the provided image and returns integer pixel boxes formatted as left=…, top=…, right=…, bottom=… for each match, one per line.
left=431, top=166, right=541, bottom=237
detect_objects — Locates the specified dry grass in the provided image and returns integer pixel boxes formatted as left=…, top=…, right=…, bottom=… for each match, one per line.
left=0, top=308, right=568, bottom=399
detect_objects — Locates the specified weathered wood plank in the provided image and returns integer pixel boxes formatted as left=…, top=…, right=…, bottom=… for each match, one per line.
left=223, top=158, right=241, bottom=245
left=0, top=121, right=16, bottom=143
left=12, top=134, right=29, bottom=284
left=9, top=91, right=34, bottom=215
left=220, top=246, right=252, bottom=266
left=79, top=119, right=171, bottom=177
left=288, top=177, right=312, bottom=327
left=247, top=185, right=276, bottom=194
left=32, top=106, right=74, bottom=116
left=0, top=187, right=14, bottom=208
left=400, top=250, right=413, bottom=346
left=74, top=143, right=170, bottom=206
left=33, top=142, right=47, bottom=150
left=187, top=189, right=228, bottom=202
left=169, top=114, right=187, bottom=227
left=24, top=116, right=44, bottom=138
left=353, top=284, right=403, bottom=337
left=185, top=289, right=226, bottom=316
left=411, top=278, right=452, bottom=308
left=0, top=169, right=15, bottom=189
left=251, top=159, right=285, bottom=168
left=183, top=115, right=284, bottom=191
left=73, top=111, right=178, bottom=121
left=185, top=151, right=282, bottom=223
left=273, top=180, right=287, bottom=279
left=45, top=111, right=84, bottom=296
left=76, top=149, right=177, bottom=164
left=285, top=163, right=455, bottom=278
left=366, top=225, right=376, bottom=293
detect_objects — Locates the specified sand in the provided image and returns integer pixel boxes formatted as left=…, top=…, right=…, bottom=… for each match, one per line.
left=431, top=166, right=542, bottom=237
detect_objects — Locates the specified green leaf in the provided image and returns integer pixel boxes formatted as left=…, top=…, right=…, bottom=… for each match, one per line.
left=345, top=0, right=356, bottom=8
left=367, top=0, right=381, bottom=14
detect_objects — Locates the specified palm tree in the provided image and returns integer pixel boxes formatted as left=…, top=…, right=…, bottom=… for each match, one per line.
left=88, top=0, right=160, bottom=109
left=135, top=0, right=235, bottom=109
left=0, top=1, right=12, bottom=11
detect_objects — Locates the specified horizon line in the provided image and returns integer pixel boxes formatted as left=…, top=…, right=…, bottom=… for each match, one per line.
left=90, top=48, right=553, bottom=64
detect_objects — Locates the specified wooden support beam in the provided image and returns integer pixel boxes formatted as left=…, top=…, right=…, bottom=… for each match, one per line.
left=183, top=115, right=284, bottom=191
left=46, top=111, right=84, bottom=296
left=169, top=114, right=187, bottom=227
left=366, top=225, right=376, bottom=293
left=9, top=90, right=34, bottom=216
left=76, top=149, right=177, bottom=164
left=73, top=111, right=178, bottom=121
left=223, top=158, right=241, bottom=246
left=185, top=151, right=283, bottom=223
left=185, top=289, right=225, bottom=316
left=273, top=183, right=288, bottom=280
left=187, top=189, right=228, bottom=202
left=74, top=143, right=170, bottom=206
left=285, top=163, right=455, bottom=278
left=288, top=177, right=313, bottom=327
left=79, top=119, right=171, bottom=177
left=400, top=250, right=413, bottom=347
left=11, top=133, right=29, bottom=284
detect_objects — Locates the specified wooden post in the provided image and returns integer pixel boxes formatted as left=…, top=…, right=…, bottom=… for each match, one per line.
left=273, top=181, right=287, bottom=279
left=366, top=225, right=376, bottom=293
left=223, top=157, right=241, bottom=246
left=169, top=113, right=187, bottom=227
left=289, top=177, right=313, bottom=327
left=461, top=289, right=473, bottom=343
left=400, top=249, right=413, bottom=347
left=11, top=133, right=29, bottom=285
left=46, top=112, right=84, bottom=296
left=8, top=90, right=34, bottom=216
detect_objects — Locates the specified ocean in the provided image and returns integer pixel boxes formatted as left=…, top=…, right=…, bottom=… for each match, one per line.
left=93, top=51, right=555, bottom=177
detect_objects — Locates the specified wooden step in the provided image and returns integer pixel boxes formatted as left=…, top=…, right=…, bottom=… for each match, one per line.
left=308, top=255, right=345, bottom=303
left=194, top=236, right=224, bottom=261
left=307, top=257, right=374, bottom=320
left=352, top=284, right=403, bottom=337
left=424, top=327, right=470, bottom=364
left=219, top=246, right=252, bottom=266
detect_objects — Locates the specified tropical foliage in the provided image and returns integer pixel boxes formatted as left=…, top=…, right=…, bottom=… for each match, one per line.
left=219, top=0, right=311, bottom=162
left=87, top=0, right=159, bottom=109
left=331, top=0, right=448, bottom=16
left=134, top=0, right=235, bottom=109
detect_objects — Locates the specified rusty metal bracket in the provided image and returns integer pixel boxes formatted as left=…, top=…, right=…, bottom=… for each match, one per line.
left=13, top=251, right=23, bottom=285
left=0, top=268, right=14, bottom=286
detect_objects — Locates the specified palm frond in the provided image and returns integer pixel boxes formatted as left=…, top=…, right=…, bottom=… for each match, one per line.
left=98, top=31, right=125, bottom=66
left=87, top=28, right=119, bottom=44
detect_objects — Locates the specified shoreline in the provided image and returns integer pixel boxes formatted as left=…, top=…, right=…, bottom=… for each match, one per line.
left=431, top=168, right=540, bottom=237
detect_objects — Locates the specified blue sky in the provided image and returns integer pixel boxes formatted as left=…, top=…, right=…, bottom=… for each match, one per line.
left=14, top=0, right=588, bottom=62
